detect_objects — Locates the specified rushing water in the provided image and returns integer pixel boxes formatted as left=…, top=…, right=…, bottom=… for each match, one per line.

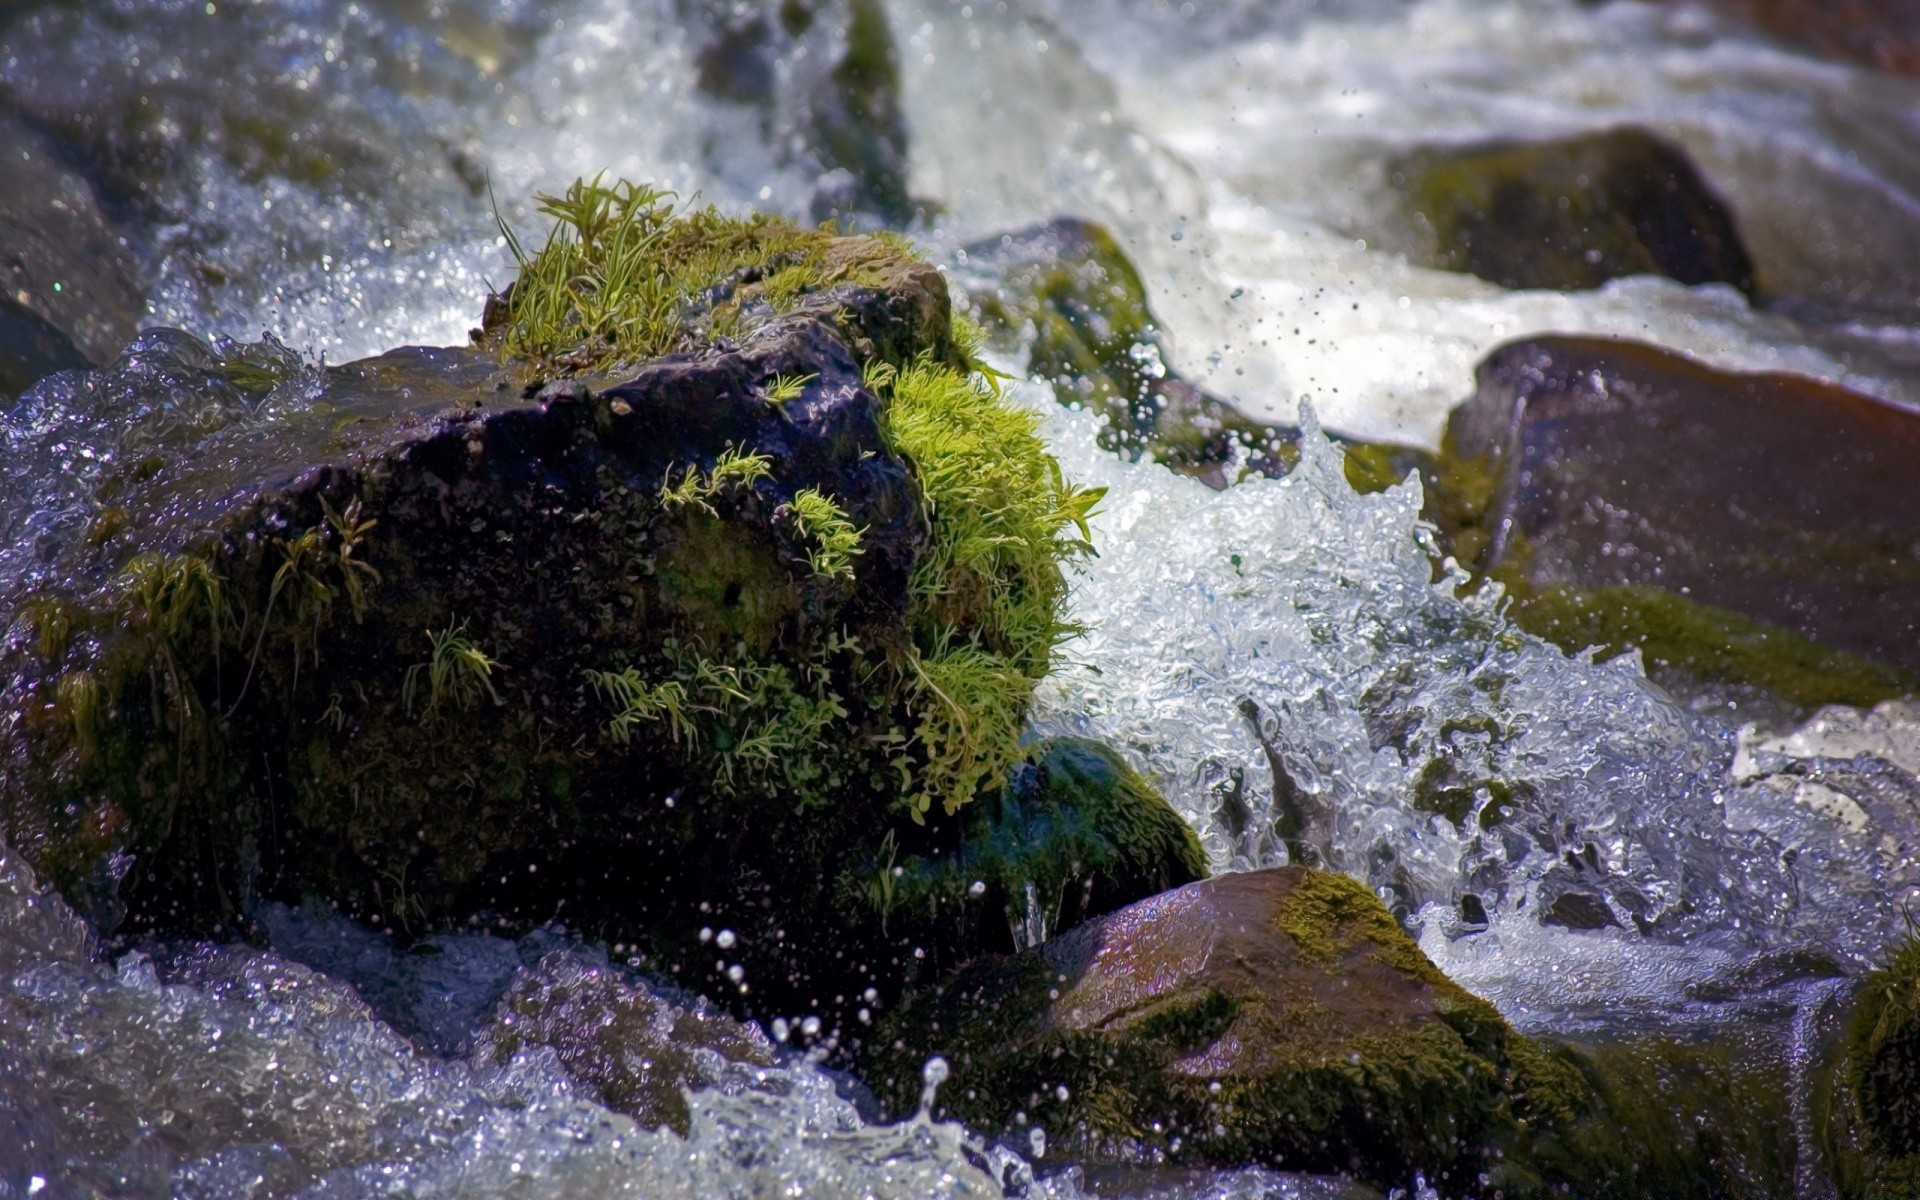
left=5, top=0, right=1920, bottom=1195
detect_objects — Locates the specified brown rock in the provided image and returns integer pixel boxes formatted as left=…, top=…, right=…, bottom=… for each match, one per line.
left=1443, top=336, right=1920, bottom=689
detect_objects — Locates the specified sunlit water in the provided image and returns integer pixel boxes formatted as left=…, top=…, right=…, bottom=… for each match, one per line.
left=5, top=0, right=1920, bottom=1195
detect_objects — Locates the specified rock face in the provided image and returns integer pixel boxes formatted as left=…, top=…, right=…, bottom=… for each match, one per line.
left=868, top=867, right=1752, bottom=1198
left=0, top=109, right=147, bottom=366
left=1396, top=127, right=1756, bottom=296
left=0, top=205, right=1100, bottom=1035
left=1439, top=335, right=1920, bottom=703
left=961, top=218, right=1298, bottom=487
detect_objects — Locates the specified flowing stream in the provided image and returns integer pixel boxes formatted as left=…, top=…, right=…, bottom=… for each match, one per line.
left=4, top=0, right=1920, bottom=1196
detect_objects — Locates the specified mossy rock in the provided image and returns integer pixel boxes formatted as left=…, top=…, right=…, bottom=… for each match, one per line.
left=1396, top=126, right=1756, bottom=295
left=1820, top=936, right=1920, bottom=1199
left=0, top=187, right=1101, bottom=1031
left=885, top=736, right=1208, bottom=961
left=960, top=217, right=1299, bottom=487
left=865, top=867, right=1760, bottom=1198
left=1425, top=334, right=1920, bottom=706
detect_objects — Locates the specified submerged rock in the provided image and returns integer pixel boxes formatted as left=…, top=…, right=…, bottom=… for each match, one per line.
left=961, top=217, right=1298, bottom=487
left=1395, top=127, right=1756, bottom=296
left=1436, top=335, right=1920, bottom=705
left=475, top=948, right=776, bottom=1135
left=0, top=193, right=1103, bottom=1033
left=868, top=867, right=1756, bottom=1198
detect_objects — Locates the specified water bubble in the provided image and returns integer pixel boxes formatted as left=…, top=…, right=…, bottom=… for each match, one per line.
left=715, top=929, right=736, bottom=949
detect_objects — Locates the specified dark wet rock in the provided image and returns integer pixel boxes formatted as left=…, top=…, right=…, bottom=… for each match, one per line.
left=1821, top=936, right=1920, bottom=1199
left=961, top=217, right=1299, bottom=488
left=1436, top=335, right=1920, bottom=704
left=688, top=0, right=914, bottom=225
left=868, top=867, right=1760, bottom=1198
left=474, top=948, right=776, bottom=1134
left=890, top=737, right=1208, bottom=960
left=0, top=297, right=89, bottom=400
left=0, top=236, right=972, bottom=1028
left=1395, top=127, right=1756, bottom=296
left=0, top=110, right=147, bottom=363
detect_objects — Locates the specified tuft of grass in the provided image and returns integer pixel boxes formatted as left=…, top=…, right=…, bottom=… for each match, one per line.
left=403, top=622, right=502, bottom=716
left=878, top=356, right=1105, bottom=819
left=585, top=667, right=694, bottom=745
left=491, top=176, right=908, bottom=370
left=659, top=445, right=774, bottom=515
left=764, top=372, right=816, bottom=404
left=790, top=488, right=864, bottom=579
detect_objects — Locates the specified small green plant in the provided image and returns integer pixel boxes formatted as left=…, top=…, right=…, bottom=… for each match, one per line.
left=321, top=497, right=381, bottom=621
left=789, top=488, right=864, bottom=579
left=404, top=623, right=503, bottom=716
left=764, top=372, right=817, bottom=404
left=51, top=670, right=104, bottom=767
left=585, top=667, right=695, bottom=744
left=659, top=446, right=774, bottom=514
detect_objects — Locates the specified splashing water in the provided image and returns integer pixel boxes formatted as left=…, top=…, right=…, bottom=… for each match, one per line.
left=1030, top=389, right=1920, bottom=1021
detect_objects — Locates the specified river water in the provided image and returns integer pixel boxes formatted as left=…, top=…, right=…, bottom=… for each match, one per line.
left=3, top=0, right=1920, bottom=1196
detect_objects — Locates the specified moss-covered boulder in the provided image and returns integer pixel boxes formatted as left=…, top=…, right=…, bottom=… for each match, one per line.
left=0, top=183, right=1101, bottom=1028
left=1432, top=334, right=1920, bottom=706
left=961, top=217, right=1299, bottom=487
left=867, top=867, right=1799, bottom=1198
left=1820, top=936, right=1920, bottom=1199
left=1396, top=127, right=1756, bottom=295
left=885, top=736, right=1208, bottom=961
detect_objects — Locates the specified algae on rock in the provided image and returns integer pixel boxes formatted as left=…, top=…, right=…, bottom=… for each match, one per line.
left=869, top=867, right=1795, bottom=1199
left=1821, top=935, right=1920, bottom=1200
left=0, top=182, right=1103, bottom=1031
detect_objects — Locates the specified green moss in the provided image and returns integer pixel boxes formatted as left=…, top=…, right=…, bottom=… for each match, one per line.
left=879, top=356, right=1104, bottom=819
left=490, top=176, right=909, bottom=371
left=1823, top=935, right=1920, bottom=1199
left=1498, top=572, right=1915, bottom=709
left=1274, top=867, right=1447, bottom=984
left=890, top=736, right=1207, bottom=947
left=402, top=622, right=502, bottom=717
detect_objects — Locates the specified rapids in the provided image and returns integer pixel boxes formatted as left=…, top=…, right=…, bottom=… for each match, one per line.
left=4, top=0, right=1920, bottom=1196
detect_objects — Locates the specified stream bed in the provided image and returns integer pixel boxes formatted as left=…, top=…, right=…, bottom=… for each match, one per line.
left=4, top=0, right=1920, bottom=1196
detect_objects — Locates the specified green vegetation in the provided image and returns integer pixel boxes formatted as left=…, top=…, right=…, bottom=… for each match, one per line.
left=1823, top=935, right=1920, bottom=1199
left=890, top=737, right=1207, bottom=951
left=490, top=176, right=910, bottom=370
left=788, top=488, right=863, bottom=579
left=403, top=623, right=502, bottom=716
left=659, top=446, right=773, bottom=514
left=877, top=355, right=1104, bottom=819
left=764, top=372, right=816, bottom=404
